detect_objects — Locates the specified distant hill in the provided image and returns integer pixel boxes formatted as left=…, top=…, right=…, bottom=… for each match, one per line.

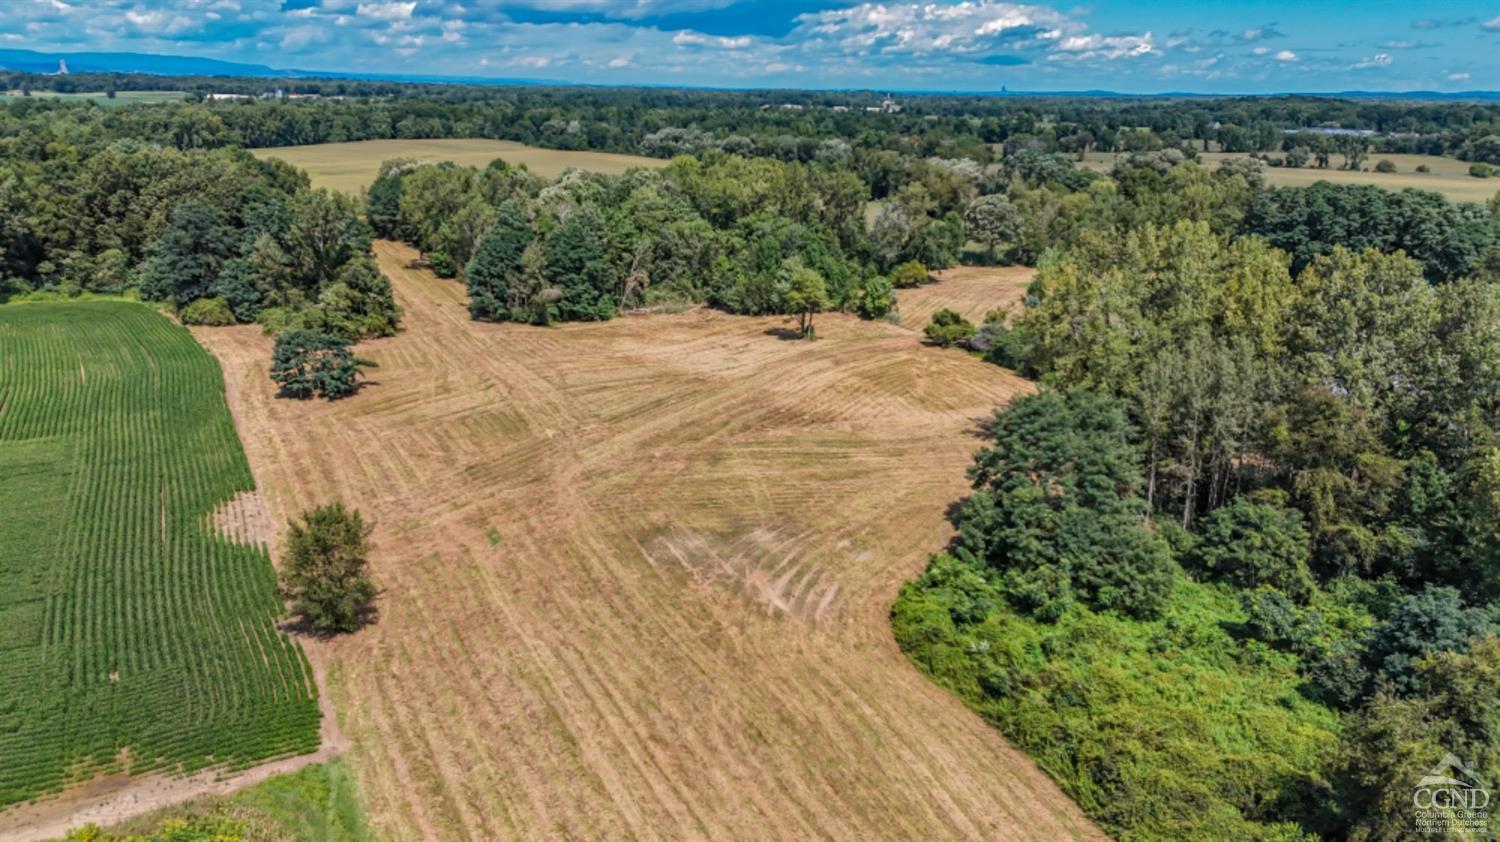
left=0, top=48, right=281, bottom=77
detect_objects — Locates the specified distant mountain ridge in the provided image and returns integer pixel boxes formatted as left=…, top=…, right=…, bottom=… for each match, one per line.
left=0, top=47, right=1496, bottom=100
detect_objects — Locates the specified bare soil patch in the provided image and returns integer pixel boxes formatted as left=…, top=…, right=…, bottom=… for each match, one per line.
left=191, top=240, right=1101, bottom=841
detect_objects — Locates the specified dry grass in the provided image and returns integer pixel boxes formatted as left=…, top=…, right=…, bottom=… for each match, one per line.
left=194, top=241, right=1101, bottom=841
left=896, top=265, right=1035, bottom=331
left=1079, top=150, right=1499, bottom=204
left=250, top=139, right=665, bottom=194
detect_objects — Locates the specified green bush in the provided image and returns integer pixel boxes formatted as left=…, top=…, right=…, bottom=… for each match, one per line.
left=888, top=260, right=930, bottom=288
left=178, top=297, right=236, bottom=326
left=855, top=273, right=895, bottom=319
left=1374, top=159, right=1396, bottom=173
left=1471, top=162, right=1494, bottom=178
left=1191, top=498, right=1315, bottom=601
left=923, top=308, right=975, bottom=347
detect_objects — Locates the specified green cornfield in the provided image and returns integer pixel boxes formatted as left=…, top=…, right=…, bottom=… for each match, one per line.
left=0, top=301, right=319, bottom=808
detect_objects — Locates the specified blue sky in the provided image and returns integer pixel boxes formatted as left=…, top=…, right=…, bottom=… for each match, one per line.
left=3, top=0, right=1498, bottom=92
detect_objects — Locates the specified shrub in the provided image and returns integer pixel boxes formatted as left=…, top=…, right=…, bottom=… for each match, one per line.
left=1471, top=163, right=1494, bottom=179
left=179, top=297, right=236, bottom=326
left=923, top=308, right=975, bottom=347
left=855, top=273, right=895, bottom=319
left=1415, top=164, right=1431, bottom=173
left=1191, top=498, right=1315, bottom=601
left=1374, top=159, right=1396, bottom=174
left=281, top=503, right=376, bottom=634
left=888, top=260, right=930, bottom=288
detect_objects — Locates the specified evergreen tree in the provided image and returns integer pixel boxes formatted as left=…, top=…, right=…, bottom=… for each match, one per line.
left=465, top=201, right=533, bottom=321
left=269, top=329, right=369, bottom=400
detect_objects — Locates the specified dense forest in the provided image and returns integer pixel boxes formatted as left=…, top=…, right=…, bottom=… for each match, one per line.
left=4, top=83, right=1500, bottom=838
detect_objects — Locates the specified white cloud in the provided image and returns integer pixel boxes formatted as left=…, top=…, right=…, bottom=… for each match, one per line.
left=1252, top=46, right=1268, bottom=55
left=1482, top=15, right=1500, bottom=31
left=607, top=55, right=631, bottom=68
left=356, top=2, right=414, bottom=21
left=1352, top=53, right=1391, bottom=69
left=1448, top=71, right=1470, bottom=80
left=672, top=31, right=750, bottom=49
left=1050, top=32, right=1157, bottom=61
left=1274, top=49, right=1297, bottom=62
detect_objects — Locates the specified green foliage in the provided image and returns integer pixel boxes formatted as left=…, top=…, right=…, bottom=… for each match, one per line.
left=544, top=206, right=617, bottom=321
left=887, top=260, right=930, bottom=288
left=465, top=200, right=533, bottom=321
left=963, top=193, right=1023, bottom=260
left=778, top=259, right=831, bottom=338
left=1364, top=586, right=1494, bottom=695
left=179, top=296, right=236, bottom=326
left=922, top=308, right=974, bottom=348
left=269, top=329, right=368, bottom=400
left=853, top=272, right=895, bottom=319
left=0, top=301, right=318, bottom=809
left=1374, top=159, right=1396, bottom=174
left=282, top=503, right=377, bottom=634
left=895, top=564, right=1339, bottom=840
left=1192, top=497, right=1315, bottom=601
left=68, top=759, right=373, bottom=842
left=1471, top=162, right=1494, bottom=179
left=1247, top=183, right=1499, bottom=280
left=954, top=390, right=1175, bottom=618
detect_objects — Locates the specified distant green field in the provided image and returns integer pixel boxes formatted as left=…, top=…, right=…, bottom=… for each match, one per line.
left=1080, top=150, right=1500, bottom=204
left=0, top=301, right=319, bottom=808
left=251, top=138, right=665, bottom=194
left=0, top=90, right=186, bottom=106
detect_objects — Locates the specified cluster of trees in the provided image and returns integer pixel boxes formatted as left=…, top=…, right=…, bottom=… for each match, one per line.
left=0, top=102, right=400, bottom=401
left=0, top=128, right=399, bottom=339
left=368, top=152, right=901, bottom=328
left=897, top=145, right=1500, bottom=837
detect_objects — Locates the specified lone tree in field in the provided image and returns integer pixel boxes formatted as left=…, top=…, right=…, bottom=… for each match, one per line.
left=281, top=503, right=376, bottom=634
left=963, top=194, right=1023, bottom=262
left=270, top=328, right=371, bottom=400
left=780, top=261, right=831, bottom=339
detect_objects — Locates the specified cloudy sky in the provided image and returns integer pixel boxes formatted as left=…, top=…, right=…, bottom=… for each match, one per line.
left=3, top=0, right=1498, bottom=92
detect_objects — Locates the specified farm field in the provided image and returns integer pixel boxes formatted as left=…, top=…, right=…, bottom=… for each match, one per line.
left=251, top=138, right=665, bottom=193
left=1079, top=149, right=1499, bottom=203
left=896, top=264, right=1034, bottom=330
left=0, top=90, right=185, bottom=106
left=0, top=303, right=319, bottom=816
left=193, top=240, right=1103, bottom=841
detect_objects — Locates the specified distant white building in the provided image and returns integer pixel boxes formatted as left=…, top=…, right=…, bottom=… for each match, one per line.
left=205, top=93, right=252, bottom=101
left=55, top=59, right=69, bottom=75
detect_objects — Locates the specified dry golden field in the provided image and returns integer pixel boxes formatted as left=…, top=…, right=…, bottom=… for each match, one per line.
left=1080, top=150, right=1499, bottom=204
left=250, top=139, right=664, bottom=194
left=896, top=265, right=1035, bottom=330
left=193, top=242, right=1101, bottom=841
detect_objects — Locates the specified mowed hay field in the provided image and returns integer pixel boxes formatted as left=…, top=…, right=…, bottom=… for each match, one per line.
left=896, top=265, right=1034, bottom=330
left=251, top=139, right=665, bottom=193
left=0, top=303, right=319, bottom=813
left=1080, top=150, right=1498, bottom=204
left=194, top=240, right=1104, bottom=841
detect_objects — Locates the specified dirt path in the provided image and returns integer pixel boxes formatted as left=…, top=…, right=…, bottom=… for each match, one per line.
left=179, top=241, right=1101, bottom=841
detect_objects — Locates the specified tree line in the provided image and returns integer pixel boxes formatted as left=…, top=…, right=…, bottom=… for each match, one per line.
left=897, top=139, right=1500, bottom=839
